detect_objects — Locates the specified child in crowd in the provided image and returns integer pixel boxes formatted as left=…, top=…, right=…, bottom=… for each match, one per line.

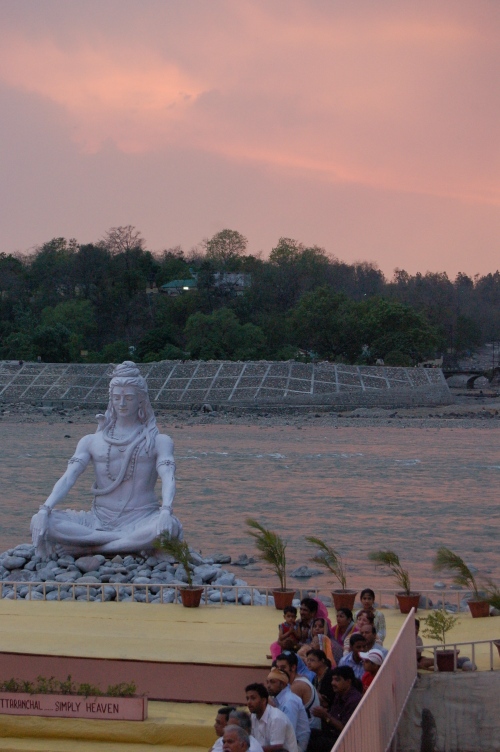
left=270, top=606, right=301, bottom=660
left=356, top=588, right=386, bottom=643
left=359, top=648, right=385, bottom=692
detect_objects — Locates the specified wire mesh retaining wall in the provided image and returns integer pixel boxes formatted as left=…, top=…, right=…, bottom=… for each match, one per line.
left=0, top=582, right=479, bottom=611
left=0, top=360, right=450, bottom=406
left=332, top=610, right=418, bottom=752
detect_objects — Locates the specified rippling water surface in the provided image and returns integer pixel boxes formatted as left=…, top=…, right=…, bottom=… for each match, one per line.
left=1, top=422, right=499, bottom=591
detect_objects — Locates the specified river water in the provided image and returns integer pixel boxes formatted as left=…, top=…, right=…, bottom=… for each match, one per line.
left=1, top=421, right=499, bottom=592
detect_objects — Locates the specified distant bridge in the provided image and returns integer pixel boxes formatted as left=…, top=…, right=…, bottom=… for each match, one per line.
left=443, top=366, right=500, bottom=389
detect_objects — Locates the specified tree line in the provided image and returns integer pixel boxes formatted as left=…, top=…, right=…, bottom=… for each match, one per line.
left=0, top=226, right=495, bottom=366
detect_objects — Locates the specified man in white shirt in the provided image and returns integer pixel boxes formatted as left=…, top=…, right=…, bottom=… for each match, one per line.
left=222, top=725, right=250, bottom=752
left=245, top=682, right=298, bottom=752
left=228, top=710, right=265, bottom=752
left=266, top=669, right=310, bottom=752
left=210, top=706, right=237, bottom=751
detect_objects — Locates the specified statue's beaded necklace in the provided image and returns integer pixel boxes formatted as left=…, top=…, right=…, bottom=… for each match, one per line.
left=105, top=421, right=143, bottom=482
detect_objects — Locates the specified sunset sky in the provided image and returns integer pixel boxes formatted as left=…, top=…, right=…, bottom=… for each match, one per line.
left=1, top=0, right=499, bottom=277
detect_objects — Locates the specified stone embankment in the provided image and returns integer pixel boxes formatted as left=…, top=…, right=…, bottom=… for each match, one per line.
left=0, top=543, right=270, bottom=605
left=0, top=544, right=490, bottom=613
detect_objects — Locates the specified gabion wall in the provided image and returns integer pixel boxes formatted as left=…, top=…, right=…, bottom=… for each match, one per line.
left=0, top=361, right=451, bottom=409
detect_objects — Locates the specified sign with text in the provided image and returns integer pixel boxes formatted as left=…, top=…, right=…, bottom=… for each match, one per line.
left=0, top=693, right=147, bottom=720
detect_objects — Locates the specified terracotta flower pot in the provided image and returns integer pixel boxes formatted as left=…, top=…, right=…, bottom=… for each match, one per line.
left=272, top=589, right=295, bottom=610
left=468, top=599, right=490, bottom=618
left=436, top=649, right=457, bottom=672
left=331, top=590, right=357, bottom=611
left=180, top=586, right=204, bottom=608
left=396, top=592, right=421, bottom=614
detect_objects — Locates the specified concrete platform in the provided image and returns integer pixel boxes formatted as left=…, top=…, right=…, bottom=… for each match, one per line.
left=0, top=600, right=497, bottom=751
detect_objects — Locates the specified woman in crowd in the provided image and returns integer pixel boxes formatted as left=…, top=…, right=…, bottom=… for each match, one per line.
left=342, top=609, right=376, bottom=654
left=305, top=648, right=335, bottom=706
left=330, top=608, right=355, bottom=663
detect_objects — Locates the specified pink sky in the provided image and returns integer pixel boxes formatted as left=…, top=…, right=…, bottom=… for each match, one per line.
left=0, top=0, right=499, bottom=277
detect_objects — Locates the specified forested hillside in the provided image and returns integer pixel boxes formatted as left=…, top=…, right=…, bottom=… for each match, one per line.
left=1, top=226, right=496, bottom=365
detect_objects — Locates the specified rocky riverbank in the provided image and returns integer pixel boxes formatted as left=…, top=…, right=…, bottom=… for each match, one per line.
left=1, top=390, right=500, bottom=429
left=1, top=543, right=495, bottom=614
left=0, top=543, right=272, bottom=605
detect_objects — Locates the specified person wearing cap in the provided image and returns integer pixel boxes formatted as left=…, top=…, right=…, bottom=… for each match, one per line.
left=359, top=648, right=385, bottom=692
left=245, top=682, right=298, bottom=752
left=266, top=669, right=310, bottom=752
left=310, top=666, right=362, bottom=752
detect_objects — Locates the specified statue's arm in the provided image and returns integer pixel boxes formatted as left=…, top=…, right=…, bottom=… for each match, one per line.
left=31, top=435, right=93, bottom=550
left=155, top=434, right=176, bottom=512
left=42, top=435, right=93, bottom=511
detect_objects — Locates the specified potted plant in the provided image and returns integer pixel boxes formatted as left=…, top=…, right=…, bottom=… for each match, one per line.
left=422, top=610, right=459, bottom=671
left=305, top=536, right=356, bottom=611
left=484, top=577, right=499, bottom=611
left=155, top=533, right=204, bottom=608
left=246, top=518, right=294, bottom=609
left=433, top=547, right=490, bottom=618
left=368, top=550, right=420, bottom=613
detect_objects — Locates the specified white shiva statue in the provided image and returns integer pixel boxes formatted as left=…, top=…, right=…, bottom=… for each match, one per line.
left=31, top=361, right=183, bottom=557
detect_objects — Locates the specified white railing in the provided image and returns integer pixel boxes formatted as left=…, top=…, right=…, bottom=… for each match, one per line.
left=421, top=638, right=500, bottom=672
left=331, top=609, right=417, bottom=752
left=0, top=581, right=483, bottom=610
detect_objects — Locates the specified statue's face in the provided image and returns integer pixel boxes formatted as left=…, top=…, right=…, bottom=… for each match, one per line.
left=112, top=387, right=141, bottom=419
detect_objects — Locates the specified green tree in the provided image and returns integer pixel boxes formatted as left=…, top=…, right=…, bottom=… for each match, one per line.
left=41, top=300, right=97, bottom=342
left=0, top=331, right=35, bottom=360
left=203, top=229, right=248, bottom=267
left=185, top=308, right=266, bottom=360
left=32, top=324, right=72, bottom=362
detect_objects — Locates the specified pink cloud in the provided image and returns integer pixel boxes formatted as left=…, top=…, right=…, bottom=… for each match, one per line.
left=0, top=0, right=499, bottom=274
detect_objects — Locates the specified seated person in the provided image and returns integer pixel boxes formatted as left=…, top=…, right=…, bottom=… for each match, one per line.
left=296, top=598, right=320, bottom=645
left=305, top=649, right=335, bottom=707
left=222, top=725, right=251, bottom=752
left=330, top=608, right=355, bottom=664
left=310, top=666, right=363, bottom=752
left=355, top=588, right=386, bottom=643
left=270, top=606, right=301, bottom=661
left=310, top=618, right=335, bottom=665
left=266, top=668, right=310, bottom=752
left=338, top=634, right=367, bottom=680
left=359, top=648, right=385, bottom=692
left=274, top=652, right=321, bottom=730
left=343, top=610, right=378, bottom=654
left=358, top=624, right=388, bottom=658
left=210, top=706, right=237, bottom=751
left=245, top=682, right=298, bottom=752
left=228, top=711, right=265, bottom=752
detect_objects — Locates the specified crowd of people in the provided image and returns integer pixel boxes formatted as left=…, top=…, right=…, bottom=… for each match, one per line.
left=210, top=591, right=391, bottom=752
